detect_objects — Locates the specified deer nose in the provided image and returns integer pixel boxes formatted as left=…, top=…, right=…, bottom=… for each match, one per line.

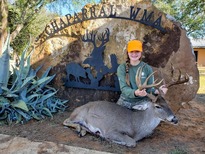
left=171, top=116, right=178, bottom=124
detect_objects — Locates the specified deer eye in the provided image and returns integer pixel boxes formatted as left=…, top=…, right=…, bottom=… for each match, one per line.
left=155, top=105, right=161, bottom=109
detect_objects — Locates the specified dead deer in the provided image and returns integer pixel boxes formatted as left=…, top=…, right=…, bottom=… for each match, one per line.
left=63, top=65, right=189, bottom=147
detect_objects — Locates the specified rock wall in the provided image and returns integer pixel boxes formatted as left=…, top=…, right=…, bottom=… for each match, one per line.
left=31, top=0, right=199, bottom=111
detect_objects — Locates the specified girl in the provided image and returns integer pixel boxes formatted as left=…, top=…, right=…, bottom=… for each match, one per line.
left=117, top=40, right=167, bottom=109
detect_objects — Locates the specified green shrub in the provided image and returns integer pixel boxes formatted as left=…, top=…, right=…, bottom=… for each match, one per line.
left=0, top=34, right=68, bottom=124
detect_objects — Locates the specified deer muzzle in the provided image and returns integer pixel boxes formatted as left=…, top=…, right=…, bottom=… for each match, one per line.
left=171, top=116, right=178, bottom=124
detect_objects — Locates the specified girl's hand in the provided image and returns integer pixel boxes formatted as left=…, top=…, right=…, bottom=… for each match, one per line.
left=135, top=89, right=147, bottom=97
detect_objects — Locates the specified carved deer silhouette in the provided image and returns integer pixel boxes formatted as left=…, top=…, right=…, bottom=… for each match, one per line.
left=66, top=62, right=87, bottom=82
left=82, top=28, right=110, bottom=73
left=63, top=65, right=189, bottom=147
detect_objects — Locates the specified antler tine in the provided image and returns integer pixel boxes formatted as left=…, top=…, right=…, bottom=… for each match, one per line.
left=135, top=65, right=163, bottom=90
left=82, top=30, right=97, bottom=47
left=135, top=65, right=143, bottom=90
left=98, top=28, right=110, bottom=45
left=141, top=71, right=164, bottom=89
left=170, top=62, right=174, bottom=78
left=166, top=68, right=189, bottom=88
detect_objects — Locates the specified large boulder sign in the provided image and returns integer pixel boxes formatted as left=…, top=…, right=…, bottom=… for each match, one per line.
left=31, top=0, right=199, bottom=111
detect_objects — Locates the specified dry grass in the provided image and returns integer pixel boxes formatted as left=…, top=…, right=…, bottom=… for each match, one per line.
left=198, top=67, right=205, bottom=94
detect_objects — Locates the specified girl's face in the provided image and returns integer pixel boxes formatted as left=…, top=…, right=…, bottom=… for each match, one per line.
left=128, top=50, right=142, bottom=62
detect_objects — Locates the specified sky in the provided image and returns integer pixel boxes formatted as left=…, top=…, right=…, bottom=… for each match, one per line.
left=7, top=0, right=101, bottom=16
left=47, top=0, right=101, bottom=16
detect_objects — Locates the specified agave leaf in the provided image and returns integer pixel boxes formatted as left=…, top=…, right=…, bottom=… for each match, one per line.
left=6, top=93, right=19, bottom=97
left=19, top=88, right=28, bottom=102
left=22, top=65, right=30, bottom=80
left=15, top=113, right=22, bottom=124
left=15, top=109, right=31, bottom=121
left=0, top=112, right=8, bottom=120
left=10, top=65, right=18, bottom=84
left=19, top=76, right=35, bottom=90
left=42, top=88, right=56, bottom=95
left=20, top=49, right=34, bottom=80
left=46, top=100, right=58, bottom=112
left=55, top=100, right=68, bottom=111
left=33, top=76, right=54, bottom=85
left=39, top=91, right=57, bottom=102
left=41, top=107, right=53, bottom=118
left=16, top=40, right=31, bottom=87
left=40, top=66, right=52, bottom=78
left=0, top=33, right=10, bottom=87
left=27, top=93, right=40, bottom=102
left=39, top=74, right=56, bottom=89
left=11, top=76, right=35, bottom=94
left=28, top=69, right=36, bottom=77
left=27, top=98, right=40, bottom=110
left=0, top=96, right=10, bottom=105
left=28, top=76, right=55, bottom=92
left=10, top=69, right=22, bottom=91
left=0, top=102, right=10, bottom=114
left=33, top=64, right=44, bottom=76
left=19, top=41, right=30, bottom=75
left=22, top=51, right=32, bottom=79
left=0, top=86, right=2, bottom=94
left=12, top=100, right=29, bottom=112
left=7, top=114, right=12, bottom=125
left=1, top=86, right=11, bottom=93
left=61, top=100, right=69, bottom=104
left=30, top=111, right=42, bottom=120
left=44, top=85, right=57, bottom=92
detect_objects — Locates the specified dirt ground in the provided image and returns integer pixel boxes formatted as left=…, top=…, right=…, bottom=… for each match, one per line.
left=0, top=94, right=205, bottom=154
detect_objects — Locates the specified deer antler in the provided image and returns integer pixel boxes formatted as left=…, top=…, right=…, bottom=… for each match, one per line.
left=136, top=65, right=163, bottom=91
left=135, top=65, right=163, bottom=102
left=165, top=64, right=189, bottom=88
left=98, top=28, right=110, bottom=46
left=82, top=30, right=97, bottom=47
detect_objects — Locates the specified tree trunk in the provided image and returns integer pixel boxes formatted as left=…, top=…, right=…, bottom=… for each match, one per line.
left=0, top=0, right=8, bottom=56
left=10, top=24, right=24, bottom=42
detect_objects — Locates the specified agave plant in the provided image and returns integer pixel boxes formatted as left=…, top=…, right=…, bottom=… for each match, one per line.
left=0, top=34, right=68, bottom=124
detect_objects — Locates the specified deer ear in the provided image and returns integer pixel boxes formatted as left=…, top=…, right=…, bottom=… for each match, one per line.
left=158, top=88, right=166, bottom=98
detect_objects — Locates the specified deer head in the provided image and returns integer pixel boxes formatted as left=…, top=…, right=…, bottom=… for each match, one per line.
left=135, top=64, right=189, bottom=102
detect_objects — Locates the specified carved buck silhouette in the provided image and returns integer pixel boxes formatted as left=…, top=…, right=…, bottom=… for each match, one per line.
left=65, top=28, right=119, bottom=91
left=63, top=65, right=189, bottom=147
left=82, top=28, right=111, bottom=73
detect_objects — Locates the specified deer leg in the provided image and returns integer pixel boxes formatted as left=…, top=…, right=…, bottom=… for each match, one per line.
left=105, top=131, right=136, bottom=147
left=63, top=118, right=87, bottom=137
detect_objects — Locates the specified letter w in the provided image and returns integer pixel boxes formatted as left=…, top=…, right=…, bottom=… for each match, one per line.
left=130, top=6, right=141, bottom=20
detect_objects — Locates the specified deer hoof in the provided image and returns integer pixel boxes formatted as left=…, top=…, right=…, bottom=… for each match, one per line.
left=79, top=129, right=87, bottom=137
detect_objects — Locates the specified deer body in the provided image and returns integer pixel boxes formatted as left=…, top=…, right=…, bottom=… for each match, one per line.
left=63, top=97, right=178, bottom=147
left=63, top=65, right=188, bottom=147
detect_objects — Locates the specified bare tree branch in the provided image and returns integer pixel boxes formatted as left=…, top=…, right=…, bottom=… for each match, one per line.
left=0, top=0, right=8, bottom=55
